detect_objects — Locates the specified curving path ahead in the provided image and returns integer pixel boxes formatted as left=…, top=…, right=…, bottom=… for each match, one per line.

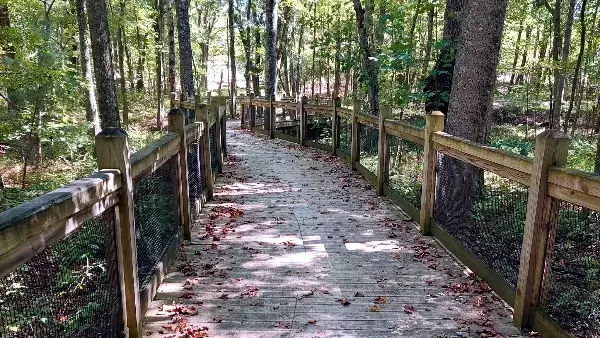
left=143, top=122, right=524, bottom=337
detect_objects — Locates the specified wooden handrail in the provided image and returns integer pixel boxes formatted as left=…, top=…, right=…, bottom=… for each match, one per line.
left=0, top=170, right=122, bottom=278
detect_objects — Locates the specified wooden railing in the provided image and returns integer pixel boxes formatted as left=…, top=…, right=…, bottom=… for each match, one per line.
left=238, top=94, right=600, bottom=338
left=0, top=95, right=228, bottom=338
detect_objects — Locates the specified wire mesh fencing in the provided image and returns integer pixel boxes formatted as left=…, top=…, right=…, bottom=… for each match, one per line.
left=385, top=136, right=424, bottom=210
left=434, top=154, right=528, bottom=287
left=209, top=124, right=217, bottom=174
left=0, top=208, right=123, bottom=337
left=358, top=123, right=378, bottom=174
left=254, top=105, right=265, bottom=128
left=306, top=112, right=332, bottom=146
left=541, top=201, right=600, bottom=337
left=220, top=117, right=227, bottom=157
left=337, top=116, right=352, bottom=156
left=133, top=155, right=181, bottom=293
left=187, top=139, right=205, bottom=218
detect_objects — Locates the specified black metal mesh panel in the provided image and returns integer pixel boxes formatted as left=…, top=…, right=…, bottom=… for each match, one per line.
left=337, top=116, right=351, bottom=156
left=187, top=140, right=204, bottom=216
left=358, top=123, right=378, bottom=174
left=306, top=112, right=332, bottom=146
left=243, top=103, right=251, bottom=128
left=386, top=136, right=424, bottom=209
left=0, top=208, right=123, bottom=337
left=209, top=124, right=217, bottom=173
left=220, top=117, right=227, bottom=157
left=133, top=155, right=181, bottom=291
left=434, top=154, right=527, bottom=286
left=542, top=201, right=600, bottom=337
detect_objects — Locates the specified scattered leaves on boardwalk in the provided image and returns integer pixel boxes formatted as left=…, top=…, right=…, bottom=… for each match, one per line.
left=142, top=123, right=525, bottom=337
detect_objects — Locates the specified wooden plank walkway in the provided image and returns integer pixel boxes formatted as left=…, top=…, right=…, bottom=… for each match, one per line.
left=143, top=122, right=524, bottom=337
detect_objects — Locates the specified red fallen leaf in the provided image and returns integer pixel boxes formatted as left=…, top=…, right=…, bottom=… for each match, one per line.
left=337, top=298, right=351, bottom=306
left=445, top=282, right=471, bottom=293
left=167, top=305, right=198, bottom=316
left=307, top=319, right=317, bottom=324
left=426, top=280, right=435, bottom=286
left=373, top=296, right=387, bottom=304
left=474, top=295, right=488, bottom=307
left=284, top=241, right=296, bottom=249
left=179, top=292, right=197, bottom=299
left=478, top=281, right=491, bottom=293
left=242, top=287, right=259, bottom=297
left=404, top=305, right=415, bottom=314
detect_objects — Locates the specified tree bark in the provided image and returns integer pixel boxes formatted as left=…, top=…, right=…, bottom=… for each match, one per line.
left=423, top=0, right=466, bottom=116
left=515, top=25, right=532, bottom=85
left=435, top=0, right=509, bottom=231
left=550, top=0, right=576, bottom=129
left=117, top=1, right=130, bottom=127
left=421, top=4, right=435, bottom=80
left=167, top=0, right=177, bottom=99
left=88, top=0, right=121, bottom=128
left=228, top=0, right=237, bottom=118
left=154, top=0, right=165, bottom=129
left=564, top=0, right=587, bottom=133
left=352, top=0, right=379, bottom=117
left=264, top=0, right=278, bottom=129
left=176, top=0, right=196, bottom=122
left=508, top=20, right=524, bottom=90
left=75, top=0, right=100, bottom=134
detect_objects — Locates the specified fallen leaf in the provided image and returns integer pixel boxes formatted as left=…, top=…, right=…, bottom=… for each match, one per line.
left=337, top=298, right=351, bottom=306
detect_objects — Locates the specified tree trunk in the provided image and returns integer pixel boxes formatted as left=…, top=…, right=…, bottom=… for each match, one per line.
left=333, top=14, right=341, bottom=98
left=352, top=0, right=380, bottom=117
left=75, top=0, right=100, bottom=135
left=228, top=0, right=237, bottom=118
left=423, top=0, right=466, bottom=116
left=435, top=0, right=509, bottom=232
left=88, top=0, right=121, bottom=128
left=154, top=0, right=165, bottom=129
left=311, top=2, right=316, bottom=97
left=166, top=0, right=177, bottom=98
left=515, top=25, right=532, bottom=85
left=252, top=8, right=261, bottom=95
left=564, top=0, right=587, bottom=134
left=550, top=0, right=576, bottom=129
left=508, top=20, right=524, bottom=90
left=117, top=1, right=130, bottom=127
left=421, top=4, right=435, bottom=80
left=176, top=0, right=196, bottom=122
left=264, top=0, right=278, bottom=129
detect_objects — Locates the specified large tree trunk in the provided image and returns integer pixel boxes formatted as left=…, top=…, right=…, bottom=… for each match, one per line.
left=423, top=0, right=466, bottom=116
left=550, top=0, right=576, bottom=129
left=311, top=2, right=316, bottom=97
left=352, top=0, right=379, bottom=116
left=228, top=0, right=237, bottom=118
left=176, top=0, right=196, bottom=122
left=75, top=0, right=100, bottom=135
left=117, top=1, right=130, bottom=127
left=252, top=8, right=261, bottom=95
left=88, top=0, right=121, bottom=129
left=264, top=0, right=278, bottom=130
left=435, top=0, right=508, bottom=231
left=154, top=0, right=165, bottom=129
left=564, top=0, right=587, bottom=133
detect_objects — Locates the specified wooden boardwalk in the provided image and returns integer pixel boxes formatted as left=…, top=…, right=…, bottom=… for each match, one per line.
left=143, top=122, right=524, bottom=337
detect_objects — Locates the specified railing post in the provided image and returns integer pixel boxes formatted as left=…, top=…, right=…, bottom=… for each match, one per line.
left=168, top=110, right=192, bottom=240
left=249, top=93, right=256, bottom=129
left=419, top=111, right=444, bottom=235
left=196, top=98, right=214, bottom=201
left=95, top=128, right=142, bottom=338
left=331, top=97, right=340, bottom=155
left=299, top=96, right=307, bottom=146
left=351, top=100, right=360, bottom=170
left=269, top=94, right=275, bottom=139
left=514, top=130, right=569, bottom=328
left=377, top=106, right=392, bottom=195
